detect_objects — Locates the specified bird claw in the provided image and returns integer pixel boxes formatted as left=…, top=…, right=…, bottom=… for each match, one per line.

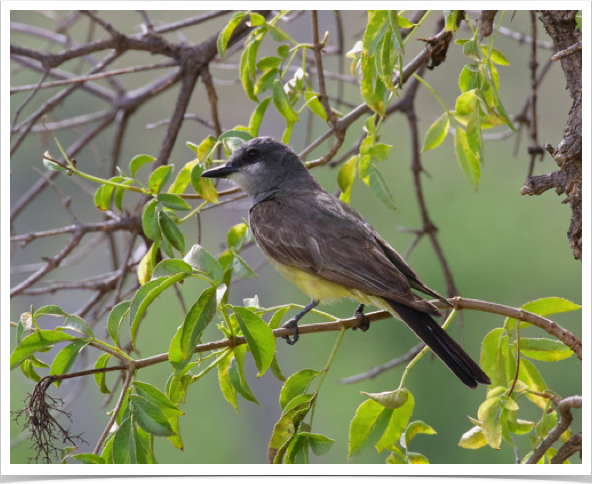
left=353, top=306, right=370, bottom=332
left=282, top=318, right=299, bottom=345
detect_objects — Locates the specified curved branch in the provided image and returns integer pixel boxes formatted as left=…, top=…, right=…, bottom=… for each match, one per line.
left=525, top=395, right=582, bottom=464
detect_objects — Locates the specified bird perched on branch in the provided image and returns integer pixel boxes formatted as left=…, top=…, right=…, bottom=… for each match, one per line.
left=202, top=137, right=490, bottom=388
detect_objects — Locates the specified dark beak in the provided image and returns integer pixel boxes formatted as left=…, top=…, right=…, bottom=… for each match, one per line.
left=201, top=164, right=239, bottom=178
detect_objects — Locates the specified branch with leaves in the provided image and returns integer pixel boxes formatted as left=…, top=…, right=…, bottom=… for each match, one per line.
left=10, top=9, right=581, bottom=465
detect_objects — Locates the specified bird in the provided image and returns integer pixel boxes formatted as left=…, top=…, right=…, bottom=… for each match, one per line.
left=201, top=137, right=491, bottom=388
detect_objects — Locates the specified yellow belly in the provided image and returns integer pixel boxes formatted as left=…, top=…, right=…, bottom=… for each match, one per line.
left=269, top=259, right=391, bottom=312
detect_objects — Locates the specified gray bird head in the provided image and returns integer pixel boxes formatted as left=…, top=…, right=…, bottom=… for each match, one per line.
left=201, top=137, right=316, bottom=202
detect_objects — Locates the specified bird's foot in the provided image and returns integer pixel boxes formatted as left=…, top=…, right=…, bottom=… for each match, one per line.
left=281, top=318, right=299, bottom=345
left=352, top=304, right=370, bottom=332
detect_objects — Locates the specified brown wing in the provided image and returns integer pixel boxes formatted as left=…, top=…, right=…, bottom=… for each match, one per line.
left=249, top=190, right=441, bottom=315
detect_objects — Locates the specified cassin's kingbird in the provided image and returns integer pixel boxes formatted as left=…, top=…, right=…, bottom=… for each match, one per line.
left=202, top=137, right=490, bottom=388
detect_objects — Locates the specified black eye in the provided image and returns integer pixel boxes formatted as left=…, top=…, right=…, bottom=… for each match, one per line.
left=247, top=149, right=258, bottom=158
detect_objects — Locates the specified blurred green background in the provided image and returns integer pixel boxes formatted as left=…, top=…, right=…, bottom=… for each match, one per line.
left=10, top=10, right=582, bottom=465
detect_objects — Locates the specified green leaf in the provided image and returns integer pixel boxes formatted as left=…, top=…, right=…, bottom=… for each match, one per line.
left=368, top=143, right=392, bottom=162
left=113, top=416, right=135, bottom=464
left=363, top=10, right=390, bottom=56
left=142, top=199, right=161, bottom=242
left=444, top=10, right=459, bottom=32
left=194, top=136, right=217, bottom=162
left=168, top=160, right=199, bottom=194
left=133, top=382, right=184, bottom=418
left=284, top=434, right=310, bottom=464
left=192, top=168, right=219, bottom=204
left=129, top=154, right=156, bottom=178
left=507, top=297, right=581, bottom=330
left=158, top=210, right=185, bottom=254
left=480, top=328, right=504, bottom=387
left=277, top=44, right=289, bottom=59
left=152, top=258, right=192, bottom=280
left=279, top=369, right=321, bottom=410
left=231, top=251, right=257, bottom=279
left=269, top=306, right=290, bottom=330
left=129, top=395, right=175, bottom=437
left=114, top=178, right=134, bottom=211
left=107, top=300, right=130, bottom=347
left=422, top=113, right=450, bottom=152
left=348, top=399, right=393, bottom=460
left=94, top=354, right=112, bottom=394
left=478, top=397, right=502, bottom=449
left=389, top=11, right=405, bottom=55
left=148, top=165, right=173, bottom=194
left=375, top=390, right=415, bottom=453
left=254, top=68, right=278, bottom=95
left=304, top=88, right=328, bottom=121
left=59, top=314, right=93, bottom=337
left=403, top=420, right=436, bottom=448
left=360, top=55, right=386, bottom=115
left=180, top=287, right=217, bottom=360
left=455, top=89, right=479, bottom=116
left=483, top=47, right=510, bottom=65
left=249, top=12, right=266, bottom=26
left=257, top=56, right=281, bottom=71
left=408, top=452, right=430, bottom=464
left=227, top=223, right=248, bottom=249
left=34, top=305, right=67, bottom=319
left=49, top=340, right=88, bottom=385
left=466, top=107, right=483, bottom=162
left=520, top=338, right=574, bottom=361
left=228, top=345, right=259, bottom=404
left=385, top=446, right=408, bottom=463
left=453, top=127, right=480, bottom=190
left=184, top=244, right=224, bottom=285
left=233, top=306, right=275, bottom=377
left=301, top=432, right=335, bottom=456
left=217, top=11, right=247, bottom=60
left=218, top=350, right=239, bottom=413
left=249, top=97, right=272, bottom=137
left=72, top=454, right=105, bottom=464
left=129, top=276, right=185, bottom=348
left=95, top=179, right=120, bottom=211
left=270, top=355, right=286, bottom=382
left=218, top=129, right=255, bottom=143
left=361, top=388, right=408, bottom=410
left=459, top=64, right=479, bottom=93
left=506, top=411, right=536, bottom=435
left=156, top=193, right=191, bottom=211
left=359, top=154, right=372, bottom=181
left=462, top=38, right=480, bottom=62
left=20, top=359, right=41, bottom=382
left=337, top=155, right=359, bottom=204
left=269, top=393, right=316, bottom=464
left=458, top=425, right=488, bottom=449
left=240, top=43, right=258, bottom=102
left=368, top=164, right=397, bottom=211
left=10, top=331, right=79, bottom=370
left=272, top=79, right=299, bottom=123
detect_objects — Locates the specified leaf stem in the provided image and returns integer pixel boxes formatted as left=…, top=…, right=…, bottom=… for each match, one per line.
left=309, top=322, right=347, bottom=428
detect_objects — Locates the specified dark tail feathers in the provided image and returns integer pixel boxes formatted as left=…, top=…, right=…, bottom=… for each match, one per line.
left=387, top=300, right=491, bottom=389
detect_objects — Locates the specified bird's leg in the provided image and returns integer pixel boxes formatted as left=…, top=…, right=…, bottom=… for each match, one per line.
left=282, top=299, right=319, bottom=345
left=352, top=304, right=370, bottom=332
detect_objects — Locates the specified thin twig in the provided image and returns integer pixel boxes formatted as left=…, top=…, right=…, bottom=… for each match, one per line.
left=339, top=343, right=424, bottom=384
left=92, top=369, right=134, bottom=454
left=10, top=61, right=176, bottom=93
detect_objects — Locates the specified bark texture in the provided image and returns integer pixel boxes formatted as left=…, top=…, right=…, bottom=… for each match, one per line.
left=522, top=10, right=582, bottom=260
